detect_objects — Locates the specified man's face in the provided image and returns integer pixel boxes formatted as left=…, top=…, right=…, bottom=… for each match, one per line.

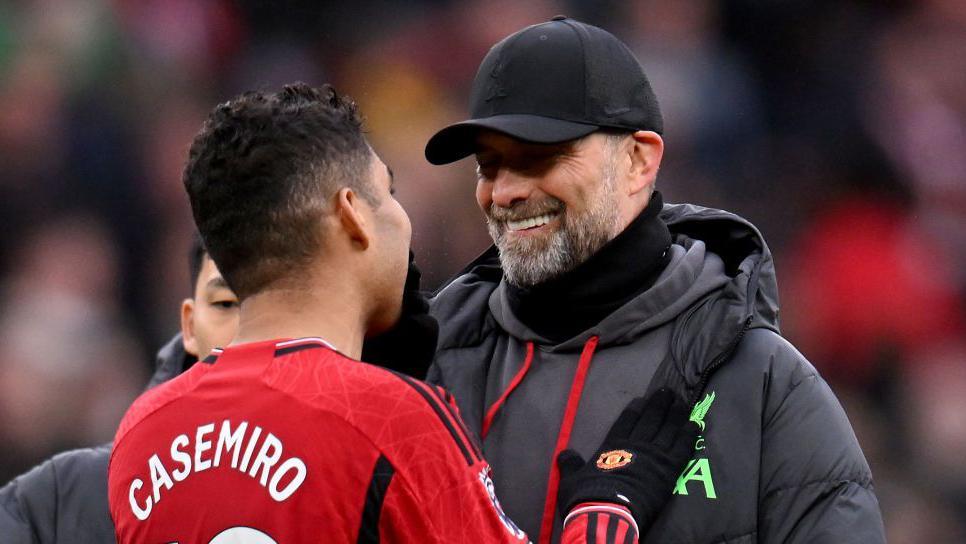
left=363, top=152, right=413, bottom=335
left=181, top=257, right=239, bottom=358
left=475, top=130, right=624, bottom=287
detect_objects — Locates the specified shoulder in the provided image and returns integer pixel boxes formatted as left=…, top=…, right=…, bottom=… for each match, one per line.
left=710, top=328, right=861, bottom=439
left=430, top=261, right=501, bottom=351
left=114, top=363, right=211, bottom=448
left=727, top=327, right=818, bottom=388
left=0, top=444, right=114, bottom=542
left=271, top=351, right=483, bottom=468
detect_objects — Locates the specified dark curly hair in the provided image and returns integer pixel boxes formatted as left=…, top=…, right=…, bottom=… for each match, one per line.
left=183, top=83, right=375, bottom=300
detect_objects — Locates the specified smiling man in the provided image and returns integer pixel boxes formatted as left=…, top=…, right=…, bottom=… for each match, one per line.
left=107, top=83, right=697, bottom=544
left=424, top=16, right=886, bottom=544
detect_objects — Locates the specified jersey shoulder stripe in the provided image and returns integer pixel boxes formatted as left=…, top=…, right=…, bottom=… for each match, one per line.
left=429, top=384, right=483, bottom=460
left=393, top=373, right=479, bottom=466
left=357, top=454, right=395, bottom=544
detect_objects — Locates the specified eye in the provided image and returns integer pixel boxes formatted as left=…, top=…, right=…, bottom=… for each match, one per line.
left=214, top=300, right=238, bottom=310
left=476, top=162, right=497, bottom=180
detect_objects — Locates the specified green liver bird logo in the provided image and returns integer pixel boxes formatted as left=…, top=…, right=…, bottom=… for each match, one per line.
left=689, top=391, right=715, bottom=431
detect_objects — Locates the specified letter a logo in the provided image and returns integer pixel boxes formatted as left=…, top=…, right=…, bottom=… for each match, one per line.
left=673, top=458, right=718, bottom=499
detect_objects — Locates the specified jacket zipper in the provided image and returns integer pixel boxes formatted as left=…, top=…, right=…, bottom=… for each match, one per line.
left=689, top=315, right=753, bottom=406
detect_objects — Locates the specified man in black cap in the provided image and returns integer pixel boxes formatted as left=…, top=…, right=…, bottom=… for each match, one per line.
left=424, top=16, right=886, bottom=543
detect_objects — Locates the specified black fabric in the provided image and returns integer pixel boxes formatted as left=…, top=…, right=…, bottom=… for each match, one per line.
left=505, top=193, right=671, bottom=343
left=585, top=511, right=598, bottom=542
left=362, top=251, right=439, bottom=378
left=274, top=343, right=326, bottom=357
left=356, top=455, right=396, bottom=544
left=605, top=513, right=620, bottom=544
left=425, top=17, right=662, bottom=164
left=556, top=389, right=697, bottom=530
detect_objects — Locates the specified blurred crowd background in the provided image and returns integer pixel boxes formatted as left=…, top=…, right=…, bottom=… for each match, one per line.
left=0, top=0, right=963, bottom=540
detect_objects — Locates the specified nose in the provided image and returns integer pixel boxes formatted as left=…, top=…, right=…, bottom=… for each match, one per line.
left=486, top=169, right=534, bottom=210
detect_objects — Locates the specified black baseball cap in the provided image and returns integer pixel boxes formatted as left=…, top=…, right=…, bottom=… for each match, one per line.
left=425, top=16, right=663, bottom=165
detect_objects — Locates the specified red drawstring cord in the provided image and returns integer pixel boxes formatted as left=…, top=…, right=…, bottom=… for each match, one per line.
left=482, top=341, right=535, bottom=439
left=538, top=336, right=600, bottom=544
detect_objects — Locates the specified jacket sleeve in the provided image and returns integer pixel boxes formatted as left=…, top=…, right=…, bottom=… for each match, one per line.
left=757, top=338, right=886, bottom=543
left=0, top=445, right=115, bottom=544
left=0, top=460, right=55, bottom=544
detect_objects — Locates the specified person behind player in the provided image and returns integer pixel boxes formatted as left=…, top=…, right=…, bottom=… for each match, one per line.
left=423, top=16, right=885, bottom=543
left=0, top=236, right=239, bottom=543
left=108, top=83, right=697, bottom=543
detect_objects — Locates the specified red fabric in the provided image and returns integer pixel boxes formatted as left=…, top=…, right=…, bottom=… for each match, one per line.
left=108, top=339, right=528, bottom=543
left=482, top=341, right=535, bottom=439
left=539, top=336, right=600, bottom=544
left=560, top=502, right=638, bottom=544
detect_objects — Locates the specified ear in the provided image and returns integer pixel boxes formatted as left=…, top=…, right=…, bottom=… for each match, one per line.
left=335, top=187, right=371, bottom=250
left=626, top=131, right=665, bottom=196
left=180, top=298, right=199, bottom=357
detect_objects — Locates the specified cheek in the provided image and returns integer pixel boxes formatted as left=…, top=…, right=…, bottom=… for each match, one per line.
left=475, top=181, right=491, bottom=212
left=210, top=312, right=239, bottom=348
left=544, top=170, right=593, bottom=212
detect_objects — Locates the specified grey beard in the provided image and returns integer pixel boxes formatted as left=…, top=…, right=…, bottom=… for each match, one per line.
left=486, top=179, right=621, bottom=288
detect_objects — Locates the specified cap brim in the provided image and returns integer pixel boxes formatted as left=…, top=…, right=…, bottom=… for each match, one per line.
left=424, top=114, right=599, bottom=165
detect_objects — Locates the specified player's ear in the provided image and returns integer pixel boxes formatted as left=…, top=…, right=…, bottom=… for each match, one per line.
left=626, top=130, right=664, bottom=196
left=335, top=187, right=371, bottom=250
left=180, top=298, right=199, bottom=357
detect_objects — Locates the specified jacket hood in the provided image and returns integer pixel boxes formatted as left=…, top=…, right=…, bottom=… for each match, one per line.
left=432, top=201, right=780, bottom=390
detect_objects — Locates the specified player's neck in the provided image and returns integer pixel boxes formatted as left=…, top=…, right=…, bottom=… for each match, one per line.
left=230, top=280, right=367, bottom=360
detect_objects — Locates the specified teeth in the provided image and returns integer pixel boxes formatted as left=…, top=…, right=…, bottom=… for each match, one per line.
left=507, top=213, right=556, bottom=232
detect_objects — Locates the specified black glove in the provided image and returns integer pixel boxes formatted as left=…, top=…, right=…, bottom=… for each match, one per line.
left=362, top=251, right=439, bottom=378
left=556, top=388, right=697, bottom=530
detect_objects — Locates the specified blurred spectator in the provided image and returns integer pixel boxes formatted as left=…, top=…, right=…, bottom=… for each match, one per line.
left=866, top=0, right=966, bottom=289
left=782, top=194, right=963, bottom=386
left=0, top=215, right=145, bottom=483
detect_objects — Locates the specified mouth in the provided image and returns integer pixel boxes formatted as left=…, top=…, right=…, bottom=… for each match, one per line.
left=505, top=212, right=560, bottom=232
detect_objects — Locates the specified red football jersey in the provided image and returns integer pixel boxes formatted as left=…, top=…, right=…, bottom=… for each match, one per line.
left=108, top=338, right=637, bottom=544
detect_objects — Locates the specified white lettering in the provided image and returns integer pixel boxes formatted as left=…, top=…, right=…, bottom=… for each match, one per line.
left=194, top=423, right=215, bottom=472
left=129, top=420, right=306, bottom=520
left=170, top=434, right=191, bottom=481
left=248, top=433, right=283, bottom=486
left=128, top=478, right=152, bottom=520
left=269, top=457, right=307, bottom=501
left=148, top=454, right=173, bottom=504
left=215, top=420, right=248, bottom=468
left=238, top=426, right=262, bottom=473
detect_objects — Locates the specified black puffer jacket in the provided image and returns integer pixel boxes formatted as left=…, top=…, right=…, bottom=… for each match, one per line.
left=427, top=202, right=886, bottom=543
left=0, top=335, right=190, bottom=544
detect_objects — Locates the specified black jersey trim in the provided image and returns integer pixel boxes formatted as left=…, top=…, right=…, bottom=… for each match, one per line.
left=606, top=512, right=621, bottom=544
left=274, top=343, right=327, bottom=357
left=586, top=511, right=598, bottom=542
left=622, top=514, right=637, bottom=544
left=357, top=454, right=395, bottom=544
left=430, top=385, right=483, bottom=461
left=395, top=374, right=476, bottom=466
left=201, top=354, right=219, bottom=364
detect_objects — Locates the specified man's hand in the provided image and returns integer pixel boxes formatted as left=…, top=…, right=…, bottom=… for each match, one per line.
left=362, top=251, right=439, bottom=378
left=557, top=388, right=697, bottom=530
